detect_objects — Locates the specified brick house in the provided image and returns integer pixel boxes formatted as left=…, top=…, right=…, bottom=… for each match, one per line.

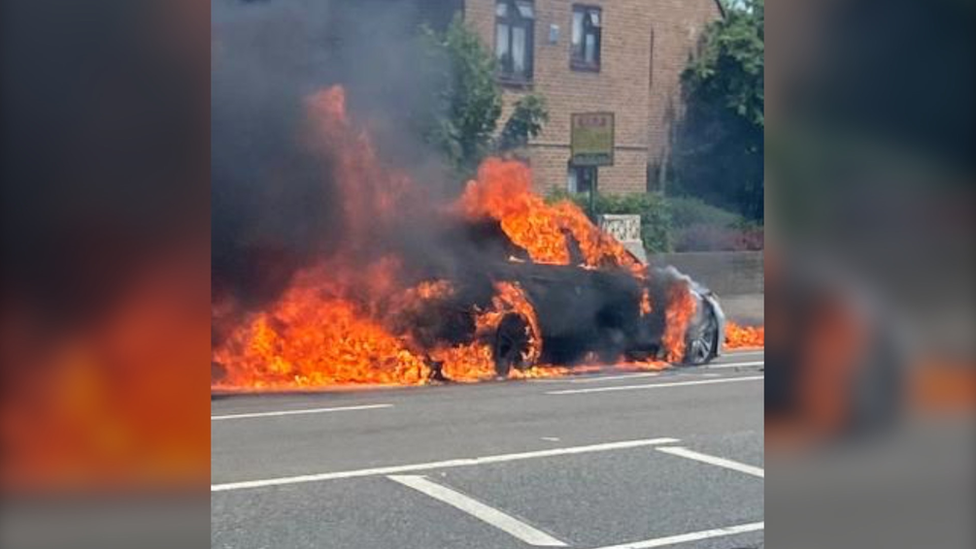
left=422, top=0, right=723, bottom=194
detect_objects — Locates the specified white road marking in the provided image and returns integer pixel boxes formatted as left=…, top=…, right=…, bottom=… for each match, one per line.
left=388, top=475, right=568, bottom=547
left=656, top=446, right=764, bottom=478
left=724, top=349, right=765, bottom=356
left=211, top=403, right=392, bottom=421
left=569, top=372, right=661, bottom=383
left=591, top=521, right=764, bottom=549
left=705, top=360, right=764, bottom=369
left=546, top=375, right=764, bottom=395
left=211, top=437, right=679, bottom=492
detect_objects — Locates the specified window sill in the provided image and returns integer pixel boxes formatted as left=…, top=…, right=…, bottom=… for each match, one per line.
left=497, top=74, right=534, bottom=90
left=570, top=60, right=601, bottom=73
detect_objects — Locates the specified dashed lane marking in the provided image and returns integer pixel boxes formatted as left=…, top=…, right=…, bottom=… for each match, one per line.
left=656, top=446, right=764, bottom=478
left=705, top=361, right=764, bottom=369
left=568, top=372, right=662, bottom=383
left=211, top=403, right=393, bottom=421
left=546, top=375, right=764, bottom=395
left=590, top=521, right=764, bottom=549
left=388, top=475, right=568, bottom=547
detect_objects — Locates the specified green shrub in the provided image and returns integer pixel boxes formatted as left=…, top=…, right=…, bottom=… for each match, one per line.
left=666, top=197, right=764, bottom=252
left=667, top=196, right=742, bottom=229
left=544, top=188, right=673, bottom=253
left=672, top=223, right=764, bottom=252
left=543, top=186, right=577, bottom=206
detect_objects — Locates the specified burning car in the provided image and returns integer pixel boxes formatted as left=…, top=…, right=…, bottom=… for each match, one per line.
left=470, top=262, right=727, bottom=376
left=211, top=87, right=732, bottom=390
left=399, top=216, right=727, bottom=379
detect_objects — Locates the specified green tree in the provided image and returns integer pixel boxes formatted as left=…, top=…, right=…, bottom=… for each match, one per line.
left=420, top=17, right=548, bottom=178
left=673, top=0, right=764, bottom=220
left=498, top=94, right=549, bottom=153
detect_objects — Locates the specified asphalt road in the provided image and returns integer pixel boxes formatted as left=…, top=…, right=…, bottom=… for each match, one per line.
left=212, top=350, right=765, bottom=549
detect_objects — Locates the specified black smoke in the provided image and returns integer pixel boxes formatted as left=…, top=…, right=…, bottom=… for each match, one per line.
left=1, top=0, right=206, bottom=327
left=211, top=0, right=452, bottom=312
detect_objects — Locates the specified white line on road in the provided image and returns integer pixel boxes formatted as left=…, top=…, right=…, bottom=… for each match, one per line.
left=211, top=403, right=392, bottom=421
left=388, top=475, right=568, bottom=547
left=656, top=447, right=764, bottom=478
left=725, top=349, right=765, bottom=356
left=211, top=437, right=679, bottom=492
left=546, top=375, right=764, bottom=395
left=591, top=521, right=764, bottom=549
left=705, top=360, right=764, bottom=369
left=569, top=372, right=661, bottom=383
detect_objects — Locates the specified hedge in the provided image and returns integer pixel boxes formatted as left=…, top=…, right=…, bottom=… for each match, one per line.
left=545, top=188, right=672, bottom=253
left=544, top=188, right=764, bottom=254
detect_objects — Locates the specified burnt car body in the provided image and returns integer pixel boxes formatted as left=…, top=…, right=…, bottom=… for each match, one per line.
left=399, top=218, right=727, bottom=376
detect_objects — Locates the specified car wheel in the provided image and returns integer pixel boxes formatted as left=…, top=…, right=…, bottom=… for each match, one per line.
left=683, top=305, right=718, bottom=365
left=493, top=313, right=531, bottom=377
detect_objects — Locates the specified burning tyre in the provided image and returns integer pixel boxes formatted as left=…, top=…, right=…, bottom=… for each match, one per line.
left=492, top=313, right=533, bottom=377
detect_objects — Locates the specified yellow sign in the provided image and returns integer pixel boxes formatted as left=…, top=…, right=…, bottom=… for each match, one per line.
left=571, top=112, right=615, bottom=166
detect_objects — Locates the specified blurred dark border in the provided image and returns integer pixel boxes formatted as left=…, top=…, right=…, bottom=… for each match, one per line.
left=2, top=1, right=209, bottom=547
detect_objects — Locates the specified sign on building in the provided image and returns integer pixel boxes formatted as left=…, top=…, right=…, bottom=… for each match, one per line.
left=570, top=112, right=615, bottom=166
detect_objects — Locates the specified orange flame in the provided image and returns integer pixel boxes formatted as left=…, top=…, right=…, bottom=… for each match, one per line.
left=724, top=321, right=765, bottom=350
left=662, top=280, right=697, bottom=362
left=460, top=159, right=644, bottom=276
left=212, top=283, right=432, bottom=389
left=440, top=281, right=543, bottom=381
left=640, top=288, right=653, bottom=316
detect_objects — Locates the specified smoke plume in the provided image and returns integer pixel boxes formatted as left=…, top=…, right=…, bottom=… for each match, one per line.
left=211, top=0, right=450, bottom=312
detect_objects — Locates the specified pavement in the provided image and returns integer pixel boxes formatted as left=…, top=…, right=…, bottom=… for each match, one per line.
left=212, top=350, right=765, bottom=549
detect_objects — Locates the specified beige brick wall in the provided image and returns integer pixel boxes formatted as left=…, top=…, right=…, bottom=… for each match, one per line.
left=463, top=0, right=721, bottom=194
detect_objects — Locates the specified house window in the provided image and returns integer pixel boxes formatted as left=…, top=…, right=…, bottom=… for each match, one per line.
left=567, top=164, right=596, bottom=194
left=496, top=0, right=535, bottom=81
left=571, top=5, right=601, bottom=71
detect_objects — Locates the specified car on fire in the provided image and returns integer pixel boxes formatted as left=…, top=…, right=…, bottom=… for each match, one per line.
left=405, top=217, right=727, bottom=378
left=481, top=263, right=727, bottom=377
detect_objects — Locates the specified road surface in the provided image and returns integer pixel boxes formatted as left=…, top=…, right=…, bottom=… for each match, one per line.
left=212, top=350, right=765, bottom=549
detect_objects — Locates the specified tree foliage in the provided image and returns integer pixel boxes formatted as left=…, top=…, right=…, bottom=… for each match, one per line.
left=686, top=0, right=764, bottom=127
left=420, top=17, right=548, bottom=178
left=674, top=0, right=764, bottom=220
left=498, top=94, right=549, bottom=152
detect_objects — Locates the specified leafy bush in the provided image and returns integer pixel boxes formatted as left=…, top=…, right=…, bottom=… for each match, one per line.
left=672, top=223, right=764, bottom=252
left=667, top=196, right=742, bottom=229
left=595, top=193, right=672, bottom=254
left=545, top=188, right=673, bottom=253
left=546, top=188, right=764, bottom=253
left=667, top=197, right=763, bottom=252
